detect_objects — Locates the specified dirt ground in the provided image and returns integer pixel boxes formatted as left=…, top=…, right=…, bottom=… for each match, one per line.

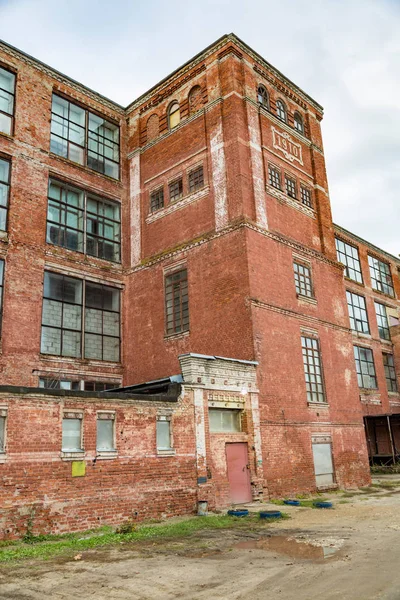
left=1, top=477, right=400, bottom=600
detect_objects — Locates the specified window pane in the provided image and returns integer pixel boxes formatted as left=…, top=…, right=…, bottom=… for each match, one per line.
left=209, top=409, right=241, bottom=432
left=0, top=416, right=5, bottom=452
left=335, top=238, right=363, bottom=283
left=97, top=418, right=114, bottom=451
left=62, top=418, right=81, bottom=451
left=156, top=420, right=171, bottom=449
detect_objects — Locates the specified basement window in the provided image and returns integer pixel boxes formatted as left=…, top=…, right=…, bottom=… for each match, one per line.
left=209, top=409, right=241, bottom=433
left=0, top=66, right=15, bottom=135
left=97, top=412, right=115, bottom=452
left=62, top=413, right=83, bottom=452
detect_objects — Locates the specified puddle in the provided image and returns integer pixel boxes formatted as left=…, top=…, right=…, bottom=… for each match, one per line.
left=235, top=536, right=339, bottom=560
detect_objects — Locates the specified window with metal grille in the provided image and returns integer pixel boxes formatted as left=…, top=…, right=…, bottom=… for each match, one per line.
left=301, top=336, right=326, bottom=403
left=47, top=179, right=120, bottom=262
left=150, top=188, right=164, bottom=212
left=188, top=166, right=204, bottom=193
left=165, top=269, right=189, bottom=335
left=257, top=85, right=269, bottom=109
left=300, top=185, right=312, bottom=208
left=276, top=99, right=287, bottom=122
left=268, top=165, right=281, bottom=189
left=169, top=178, right=183, bottom=202
left=294, top=262, right=313, bottom=297
left=374, top=302, right=390, bottom=340
left=285, top=176, right=297, bottom=199
left=294, top=112, right=304, bottom=134
left=41, top=272, right=120, bottom=362
left=354, top=346, right=377, bottom=389
left=368, top=255, right=394, bottom=296
left=0, top=158, right=10, bottom=231
left=346, top=291, right=370, bottom=334
left=0, top=66, right=15, bottom=135
left=50, top=94, right=120, bottom=179
left=335, top=238, right=363, bottom=283
left=383, top=354, right=397, bottom=393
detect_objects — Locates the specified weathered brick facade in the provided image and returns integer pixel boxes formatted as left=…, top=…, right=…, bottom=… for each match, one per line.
left=0, top=33, right=398, bottom=536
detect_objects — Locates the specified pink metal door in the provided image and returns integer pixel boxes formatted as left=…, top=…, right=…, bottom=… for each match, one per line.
left=225, top=443, right=252, bottom=504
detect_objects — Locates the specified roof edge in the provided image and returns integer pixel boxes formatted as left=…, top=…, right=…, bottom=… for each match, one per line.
left=334, top=223, right=400, bottom=265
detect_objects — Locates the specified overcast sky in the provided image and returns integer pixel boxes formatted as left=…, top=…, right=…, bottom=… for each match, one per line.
left=1, top=0, right=399, bottom=256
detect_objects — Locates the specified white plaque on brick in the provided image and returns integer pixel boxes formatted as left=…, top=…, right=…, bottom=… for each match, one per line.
left=272, top=127, right=303, bottom=165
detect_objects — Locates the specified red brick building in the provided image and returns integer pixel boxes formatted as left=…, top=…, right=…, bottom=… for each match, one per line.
left=0, top=33, right=398, bottom=536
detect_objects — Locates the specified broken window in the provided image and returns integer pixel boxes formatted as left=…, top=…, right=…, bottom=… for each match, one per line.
left=209, top=409, right=241, bottom=433
left=168, top=102, right=180, bottom=130
left=354, top=345, right=377, bottom=389
left=0, top=410, right=6, bottom=452
left=0, top=66, right=15, bottom=135
left=97, top=413, right=115, bottom=451
left=169, top=178, right=183, bottom=202
left=368, top=255, right=394, bottom=296
left=150, top=187, right=164, bottom=212
left=165, top=269, right=189, bottom=335
left=0, top=158, right=10, bottom=231
left=62, top=415, right=82, bottom=452
left=285, top=176, right=297, bottom=199
left=156, top=416, right=172, bottom=450
left=301, top=336, right=326, bottom=403
left=188, top=166, right=204, bottom=193
left=300, top=185, right=312, bottom=208
left=50, top=94, right=120, bottom=179
left=335, top=238, right=363, bottom=284
left=268, top=164, right=281, bottom=190
left=294, top=262, right=313, bottom=298
left=383, top=354, right=397, bottom=393
left=41, top=273, right=120, bottom=362
left=312, top=441, right=334, bottom=487
left=346, top=291, right=370, bottom=334
left=375, top=302, right=390, bottom=341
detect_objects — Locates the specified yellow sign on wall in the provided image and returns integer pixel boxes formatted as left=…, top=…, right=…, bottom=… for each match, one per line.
left=71, top=461, right=86, bottom=477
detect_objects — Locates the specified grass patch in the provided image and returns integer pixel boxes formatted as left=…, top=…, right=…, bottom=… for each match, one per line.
left=359, top=486, right=381, bottom=494
left=338, top=500, right=349, bottom=504
left=0, top=513, right=288, bottom=564
left=269, top=499, right=285, bottom=506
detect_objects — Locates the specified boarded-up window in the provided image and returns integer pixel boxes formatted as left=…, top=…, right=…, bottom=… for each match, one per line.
left=209, top=409, right=241, bottom=433
left=312, top=441, right=334, bottom=487
left=146, top=114, right=159, bottom=142
left=188, top=85, right=203, bottom=115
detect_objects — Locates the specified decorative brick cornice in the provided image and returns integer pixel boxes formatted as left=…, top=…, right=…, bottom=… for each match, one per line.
left=334, top=224, right=400, bottom=266
left=254, top=64, right=308, bottom=110
left=266, top=185, right=316, bottom=219
left=218, top=45, right=243, bottom=61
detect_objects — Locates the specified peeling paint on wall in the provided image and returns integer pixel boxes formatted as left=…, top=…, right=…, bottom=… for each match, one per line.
left=210, top=120, right=228, bottom=230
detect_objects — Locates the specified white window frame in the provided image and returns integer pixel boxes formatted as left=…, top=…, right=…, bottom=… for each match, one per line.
left=96, top=411, right=116, bottom=456
left=61, top=411, right=84, bottom=459
left=156, top=415, right=175, bottom=456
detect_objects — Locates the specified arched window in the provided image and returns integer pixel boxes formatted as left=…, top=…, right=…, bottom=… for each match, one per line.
left=257, top=85, right=269, bottom=109
left=294, top=112, right=304, bottom=134
left=146, top=114, right=159, bottom=142
left=276, top=99, right=287, bottom=123
left=188, top=85, right=203, bottom=115
left=168, top=102, right=180, bottom=129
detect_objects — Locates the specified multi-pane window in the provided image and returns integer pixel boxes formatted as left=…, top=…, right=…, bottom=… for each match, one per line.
left=156, top=416, right=172, bottom=450
left=257, top=85, right=269, bottom=109
left=383, top=354, right=397, bottom=393
left=84, top=381, right=117, bottom=392
left=368, top=256, right=394, bottom=296
left=165, top=269, right=189, bottom=335
left=294, top=112, right=304, bottom=134
left=0, top=260, right=4, bottom=337
left=0, top=158, right=10, bottom=231
left=353, top=346, right=377, bottom=389
left=335, top=238, right=363, bottom=283
left=41, top=272, right=120, bottom=362
left=0, top=66, right=15, bottom=135
left=268, top=165, right=281, bottom=189
left=47, top=179, right=121, bottom=262
left=39, top=378, right=117, bottom=391
left=97, top=413, right=115, bottom=451
left=168, top=102, right=180, bottom=129
left=62, top=415, right=82, bottom=451
left=188, top=166, right=204, bottom=193
left=375, top=302, right=390, bottom=340
left=301, top=336, right=326, bottom=403
left=346, top=291, right=370, bottom=334
left=169, top=178, right=183, bottom=202
left=300, top=185, right=312, bottom=208
left=276, top=99, right=287, bottom=122
left=285, top=176, right=297, bottom=199
left=50, top=94, right=120, bottom=179
left=294, top=262, right=313, bottom=297
left=209, top=409, right=241, bottom=433
left=0, top=411, right=5, bottom=452
left=150, top=188, right=164, bottom=212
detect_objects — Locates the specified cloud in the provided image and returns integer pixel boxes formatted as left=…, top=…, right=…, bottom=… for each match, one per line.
left=0, top=0, right=399, bottom=255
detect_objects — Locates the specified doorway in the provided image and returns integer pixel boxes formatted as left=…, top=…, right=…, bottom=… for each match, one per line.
left=225, top=442, right=252, bottom=504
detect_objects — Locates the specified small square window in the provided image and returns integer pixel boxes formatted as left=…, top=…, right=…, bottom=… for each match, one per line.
left=157, top=417, right=172, bottom=450
left=169, top=178, right=183, bottom=202
left=188, top=166, right=204, bottom=193
left=62, top=416, right=82, bottom=451
left=150, top=188, right=164, bottom=212
left=97, top=413, right=115, bottom=451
